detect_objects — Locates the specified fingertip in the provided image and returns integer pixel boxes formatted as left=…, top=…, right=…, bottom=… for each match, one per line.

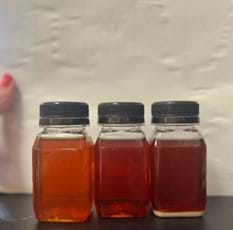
left=0, top=72, right=14, bottom=87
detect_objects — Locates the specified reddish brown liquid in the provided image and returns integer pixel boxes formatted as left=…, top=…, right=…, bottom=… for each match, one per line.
left=95, top=139, right=150, bottom=218
left=33, top=138, right=93, bottom=222
left=151, top=139, right=206, bottom=214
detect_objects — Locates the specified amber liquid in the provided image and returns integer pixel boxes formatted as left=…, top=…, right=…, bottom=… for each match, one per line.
left=151, top=139, right=206, bottom=217
left=33, top=137, right=93, bottom=222
left=95, top=139, right=150, bottom=218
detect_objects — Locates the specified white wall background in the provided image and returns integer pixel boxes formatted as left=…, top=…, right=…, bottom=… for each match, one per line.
left=0, top=0, right=233, bottom=195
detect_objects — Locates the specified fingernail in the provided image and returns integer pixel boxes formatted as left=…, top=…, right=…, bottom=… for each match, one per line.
left=0, top=73, right=13, bottom=87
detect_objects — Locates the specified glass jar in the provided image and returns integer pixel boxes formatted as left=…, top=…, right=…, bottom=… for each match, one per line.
left=32, top=102, right=93, bottom=222
left=95, top=102, right=150, bottom=218
left=151, top=101, right=206, bottom=217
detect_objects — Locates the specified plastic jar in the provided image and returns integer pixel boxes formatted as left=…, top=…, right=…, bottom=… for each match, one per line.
left=33, top=102, right=93, bottom=222
left=95, top=102, right=150, bottom=218
left=151, top=101, right=206, bottom=217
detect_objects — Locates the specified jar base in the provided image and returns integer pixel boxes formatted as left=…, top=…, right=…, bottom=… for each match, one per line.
left=35, top=209, right=91, bottom=223
left=96, top=201, right=148, bottom=218
left=152, top=209, right=204, bottom=218
left=36, top=215, right=90, bottom=223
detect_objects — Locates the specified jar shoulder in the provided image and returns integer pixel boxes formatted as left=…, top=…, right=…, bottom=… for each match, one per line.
left=98, top=127, right=146, bottom=141
left=152, top=126, right=204, bottom=141
left=36, top=127, right=89, bottom=140
left=33, top=131, right=91, bottom=152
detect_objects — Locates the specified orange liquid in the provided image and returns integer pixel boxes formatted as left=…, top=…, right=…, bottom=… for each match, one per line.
left=151, top=139, right=206, bottom=216
left=33, top=137, right=93, bottom=222
left=95, top=139, right=150, bottom=218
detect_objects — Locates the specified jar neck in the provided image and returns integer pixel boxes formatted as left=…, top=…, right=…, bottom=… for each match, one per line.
left=42, top=125, right=86, bottom=134
left=100, top=123, right=143, bottom=130
left=98, top=123, right=145, bottom=140
left=153, top=123, right=199, bottom=131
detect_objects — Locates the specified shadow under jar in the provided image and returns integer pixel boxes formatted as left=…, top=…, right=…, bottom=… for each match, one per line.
left=33, top=102, right=93, bottom=223
left=151, top=101, right=206, bottom=217
left=95, top=102, right=150, bottom=218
